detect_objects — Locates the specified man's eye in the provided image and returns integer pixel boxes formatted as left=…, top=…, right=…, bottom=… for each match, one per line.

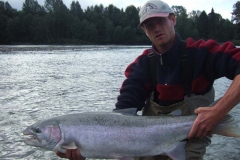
left=146, top=23, right=153, bottom=28
left=158, top=18, right=164, bottom=23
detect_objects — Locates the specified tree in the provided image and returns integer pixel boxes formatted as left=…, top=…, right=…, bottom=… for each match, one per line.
left=69, top=16, right=80, bottom=39
left=188, top=10, right=201, bottom=21
left=113, top=26, right=123, bottom=44
left=22, top=13, right=34, bottom=41
left=104, top=4, right=123, bottom=26
left=232, top=1, right=240, bottom=40
left=197, top=11, right=209, bottom=39
left=188, top=10, right=202, bottom=39
left=232, top=1, right=240, bottom=24
left=172, top=5, right=187, bottom=18
left=1, top=2, right=21, bottom=43
left=123, top=5, right=139, bottom=28
left=0, top=14, right=8, bottom=43
left=0, top=0, right=239, bottom=44
left=1, top=1, right=17, bottom=18
left=83, top=5, right=104, bottom=43
left=216, top=19, right=236, bottom=42
left=22, top=0, right=44, bottom=15
left=104, top=18, right=114, bottom=43
left=122, top=26, right=136, bottom=44
left=31, top=15, right=48, bottom=43
left=80, top=19, right=98, bottom=43
left=208, top=8, right=222, bottom=40
left=172, top=6, right=189, bottom=39
left=44, top=0, right=69, bottom=40
left=70, top=1, right=83, bottom=19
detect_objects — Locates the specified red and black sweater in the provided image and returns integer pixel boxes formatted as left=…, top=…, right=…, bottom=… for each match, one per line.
left=115, top=34, right=240, bottom=111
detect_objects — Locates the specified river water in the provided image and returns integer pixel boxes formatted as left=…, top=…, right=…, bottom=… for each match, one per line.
left=0, top=45, right=239, bottom=160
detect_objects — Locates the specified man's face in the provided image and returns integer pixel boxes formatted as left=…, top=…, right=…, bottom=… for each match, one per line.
left=142, top=15, right=176, bottom=47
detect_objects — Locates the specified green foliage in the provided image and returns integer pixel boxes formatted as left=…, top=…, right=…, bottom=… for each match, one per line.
left=122, top=26, right=136, bottom=44
left=23, top=0, right=44, bottom=15
left=232, top=1, right=240, bottom=40
left=0, top=0, right=239, bottom=44
left=113, top=26, right=123, bottom=44
left=104, top=18, right=114, bottom=43
left=124, top=5, right=139, bottom=28
left=173, top=6, right=189, bottom=39
left=197, top=11, right=209, bottom=39
left=70, top=1, right=83, bottom=19
left=232, top=39, right=240, bottom=45
left=232, top=1, right=240, bottom=24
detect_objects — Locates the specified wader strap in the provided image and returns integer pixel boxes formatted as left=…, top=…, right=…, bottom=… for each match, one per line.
left=148, top=51, right=156, bottom=91
left=179, top=40, right=193, bottom=97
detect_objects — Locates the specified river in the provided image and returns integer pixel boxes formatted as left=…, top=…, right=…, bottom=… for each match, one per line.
left=0, top=45, right=239, bottom=160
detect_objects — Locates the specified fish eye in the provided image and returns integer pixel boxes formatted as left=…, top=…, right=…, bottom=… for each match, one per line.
left=35, top=128, right=42, bottom=133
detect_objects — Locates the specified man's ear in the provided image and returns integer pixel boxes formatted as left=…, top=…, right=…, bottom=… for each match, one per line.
left=170, top=14, right=177, bottom=26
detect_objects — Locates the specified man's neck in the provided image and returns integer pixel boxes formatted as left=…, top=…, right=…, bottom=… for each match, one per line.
left=154, top=35, right=176, bottom=54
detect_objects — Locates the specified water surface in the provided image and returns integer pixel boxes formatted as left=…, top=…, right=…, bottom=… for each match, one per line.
left=0, top=45, right=239, bottom=160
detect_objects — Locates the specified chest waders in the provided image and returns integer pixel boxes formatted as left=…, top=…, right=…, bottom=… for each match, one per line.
left=137, top=41, right=214, bottom=160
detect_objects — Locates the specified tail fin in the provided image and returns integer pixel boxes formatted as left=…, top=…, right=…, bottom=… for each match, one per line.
left=214, top=115, right=240, bottom=137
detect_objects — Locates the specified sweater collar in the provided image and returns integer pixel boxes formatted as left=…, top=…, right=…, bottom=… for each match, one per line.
left=151, top=33, right=182, bottom=66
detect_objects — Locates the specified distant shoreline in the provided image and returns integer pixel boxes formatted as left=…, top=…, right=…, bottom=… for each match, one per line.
left=0, top=45, right=239, bottom=52
left=0, top=45, right=153, bottom=52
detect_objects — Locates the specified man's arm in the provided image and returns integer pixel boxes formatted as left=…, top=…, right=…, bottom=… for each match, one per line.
left=188, top=74, right=240, bottom=138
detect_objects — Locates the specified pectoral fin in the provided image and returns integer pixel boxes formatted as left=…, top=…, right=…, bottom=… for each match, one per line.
left=61, top=142, right=77, bottom=149
left=165, top=141, right=186, bottom=160
left=113, top=108, right=138, bottom=116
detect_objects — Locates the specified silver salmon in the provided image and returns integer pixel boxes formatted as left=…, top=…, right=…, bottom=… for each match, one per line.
left=23, top=109, right=240, bottom=160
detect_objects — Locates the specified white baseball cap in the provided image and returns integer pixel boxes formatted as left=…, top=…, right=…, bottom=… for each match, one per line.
left=138, top=0, right=174, bottom=27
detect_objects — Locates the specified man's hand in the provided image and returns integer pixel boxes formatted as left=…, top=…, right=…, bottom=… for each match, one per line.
left=187, top=106, right=224, bottom=139
left=56, top=149, right=85, bottom=160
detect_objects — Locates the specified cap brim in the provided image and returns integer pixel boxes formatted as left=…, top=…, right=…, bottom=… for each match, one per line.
left=138, top=13, right=169, bottom=28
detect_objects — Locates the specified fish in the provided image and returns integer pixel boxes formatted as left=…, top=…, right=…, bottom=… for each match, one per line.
left=23, top=107, right=240, bottom=160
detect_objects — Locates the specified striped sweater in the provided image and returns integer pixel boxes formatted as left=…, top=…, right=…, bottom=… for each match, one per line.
left=115, top=33, right=240, bottom=111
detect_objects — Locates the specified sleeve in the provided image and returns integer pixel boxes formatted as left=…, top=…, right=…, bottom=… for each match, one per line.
left=187, top=38, right=240, bottom=81
left=115, top=50, right=153, bottom=111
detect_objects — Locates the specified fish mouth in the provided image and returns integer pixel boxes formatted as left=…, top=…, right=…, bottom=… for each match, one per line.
left=23, top=129, right=42, bottom=146
left=23, top=134, right=42, bottom=145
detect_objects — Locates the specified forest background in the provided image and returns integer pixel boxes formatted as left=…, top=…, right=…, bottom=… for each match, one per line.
left=0, top=0, right=240, bottom=45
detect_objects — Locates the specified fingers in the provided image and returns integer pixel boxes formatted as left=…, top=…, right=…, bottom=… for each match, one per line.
left=188, top=123, right=212, bottom=139
left=187, top=118, right=198, bottom=139
left=56, top=151, right=67, bottom=158
left=67, top=149, right=85, bottom=160
left=75, top=149, right=85, bottom=160
left=66, top=149, right=72, bottom=159
left=194, top=107, right=199, bottom=114
left=188, top=107, right=214, bottom=138
left=56, top=149, right=86, bottom=160
left=188, top=107, right=201, bottom=138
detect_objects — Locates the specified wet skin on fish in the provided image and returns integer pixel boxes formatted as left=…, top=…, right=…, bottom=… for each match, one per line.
left=23, top=108, right=240, bottom=160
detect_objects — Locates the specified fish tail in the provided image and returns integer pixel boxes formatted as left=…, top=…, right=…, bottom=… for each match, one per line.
left=214, top=115, right=240, bottom=137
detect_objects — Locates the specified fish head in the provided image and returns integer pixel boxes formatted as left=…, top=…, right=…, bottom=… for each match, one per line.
left=23, top=119, right=61, bottom=151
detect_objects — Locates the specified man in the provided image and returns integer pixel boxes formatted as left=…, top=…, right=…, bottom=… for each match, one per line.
left=57, top=0, right=240, bottom=159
